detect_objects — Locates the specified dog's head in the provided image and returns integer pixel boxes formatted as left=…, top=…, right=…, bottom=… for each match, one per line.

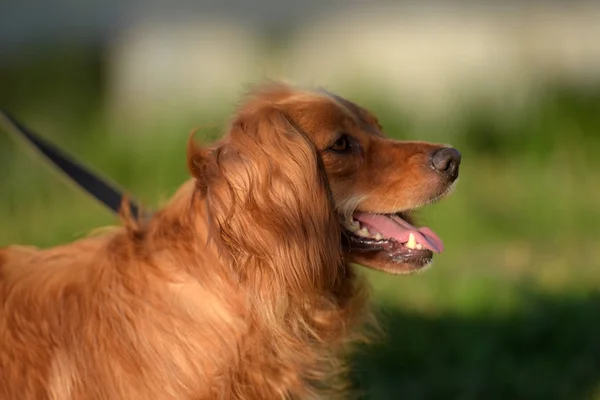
left=188, top=82, right=460, bottom=277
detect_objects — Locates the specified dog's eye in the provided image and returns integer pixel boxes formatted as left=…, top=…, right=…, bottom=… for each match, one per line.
left=329, top=134, right=352, bottom=153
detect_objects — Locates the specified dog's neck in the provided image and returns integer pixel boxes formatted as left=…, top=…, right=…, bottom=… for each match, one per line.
left=138, top=178, right=368, bottom=319
left=144, top=179, right=344, bottom=290
left=125, top=178, right=372, bottom=398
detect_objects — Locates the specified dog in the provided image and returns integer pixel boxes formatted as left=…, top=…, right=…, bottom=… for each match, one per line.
left=0, top=82, right=461, bottom=399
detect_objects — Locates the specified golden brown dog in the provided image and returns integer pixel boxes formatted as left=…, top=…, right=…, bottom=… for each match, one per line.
left=0, top=82, right=461, bottom=399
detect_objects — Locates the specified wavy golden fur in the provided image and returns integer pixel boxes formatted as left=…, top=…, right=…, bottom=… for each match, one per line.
left=0, top=82, right=460, bottom=399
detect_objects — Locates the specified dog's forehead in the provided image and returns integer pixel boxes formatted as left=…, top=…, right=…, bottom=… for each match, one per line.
left=317, top=90, right=383, bottom=134
left=279, top=89, right=380, bottom=132
left=243, top=84, right=383, bottom=136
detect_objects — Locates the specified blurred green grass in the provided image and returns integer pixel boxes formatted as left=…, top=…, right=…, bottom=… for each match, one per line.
left=1, top=50, right=600, bottom=399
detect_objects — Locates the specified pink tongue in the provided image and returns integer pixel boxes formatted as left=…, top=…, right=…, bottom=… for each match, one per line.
left=353, top=212, right=444, bottom=253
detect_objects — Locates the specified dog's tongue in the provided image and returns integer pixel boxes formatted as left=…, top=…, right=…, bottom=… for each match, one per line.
left=353, top=212, right=444, bottom=253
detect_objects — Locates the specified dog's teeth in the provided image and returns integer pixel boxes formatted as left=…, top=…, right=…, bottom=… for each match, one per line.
left=374, top=233, right=383, bottom=240
left=344, top=219, right=360, bottom=232
left=406, top=233, right=416, bottom=249
left=416, top=243, right=423, bottom=250
left=357, top=227, right=370, bottom=237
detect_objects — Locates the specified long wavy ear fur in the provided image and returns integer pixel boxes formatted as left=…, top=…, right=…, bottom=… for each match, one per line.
left=187, top=129, right=213, bottom=197
left=187, top=99, right=342, bottom=290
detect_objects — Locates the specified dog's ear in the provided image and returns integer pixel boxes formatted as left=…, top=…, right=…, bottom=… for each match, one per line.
left=199, top=103, right=342, bottom=286
left=186, top=129, right=215, bottom=196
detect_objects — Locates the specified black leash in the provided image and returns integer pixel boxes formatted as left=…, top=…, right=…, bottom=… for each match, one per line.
left=0, top=110, right=143, bottom=220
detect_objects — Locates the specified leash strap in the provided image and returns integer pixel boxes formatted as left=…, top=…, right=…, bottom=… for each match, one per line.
left=0, top=110, right=142, bottom=220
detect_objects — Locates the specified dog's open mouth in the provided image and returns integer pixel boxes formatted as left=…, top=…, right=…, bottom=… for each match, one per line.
left=340, top=211, right=444, bottom=272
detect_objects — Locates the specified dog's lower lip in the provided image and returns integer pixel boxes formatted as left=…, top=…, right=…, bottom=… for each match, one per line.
left=341, top=230, right=388, bottom=252
left=341, top=228, right=433, bottom=262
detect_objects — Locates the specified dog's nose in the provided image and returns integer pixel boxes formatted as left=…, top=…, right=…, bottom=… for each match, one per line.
left=431, top=147, right=461, bottom=181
